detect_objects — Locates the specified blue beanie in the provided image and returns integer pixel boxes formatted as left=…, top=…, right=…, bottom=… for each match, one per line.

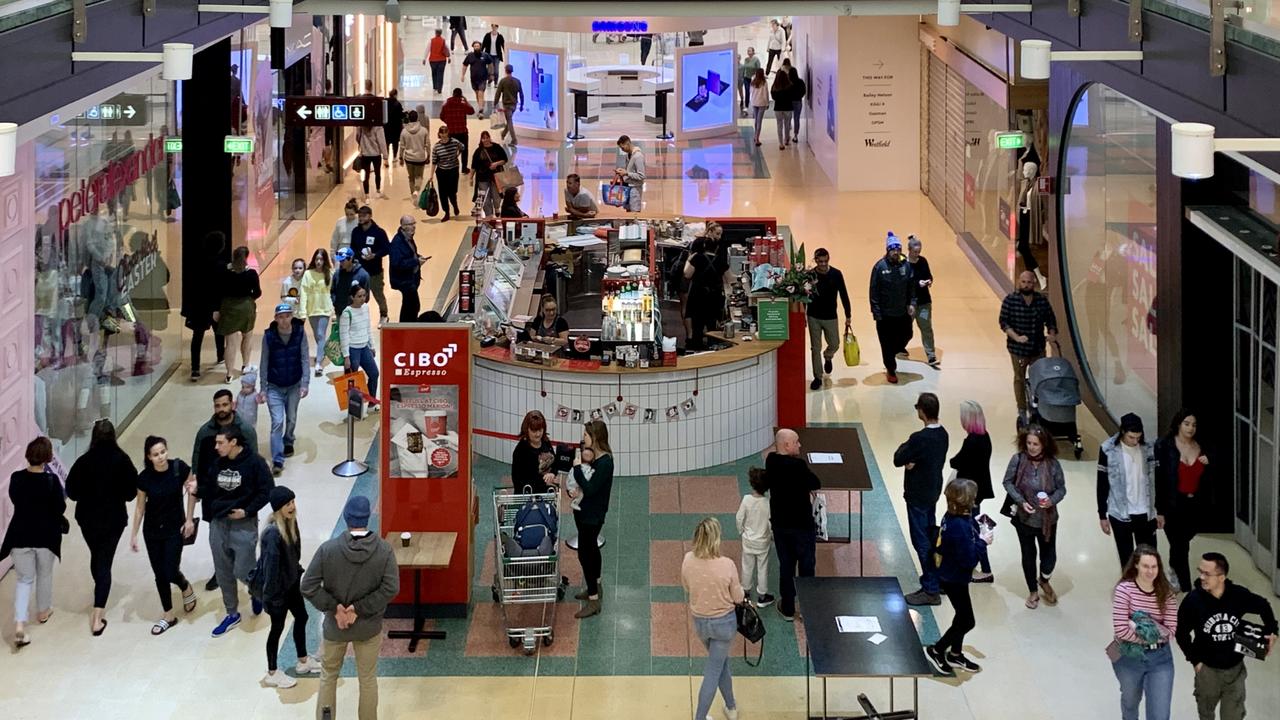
left=343, top=495, right=372, bottom=528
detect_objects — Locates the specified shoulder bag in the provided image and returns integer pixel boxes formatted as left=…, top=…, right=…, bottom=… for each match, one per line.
left=736, top=602, right=766, bottom=667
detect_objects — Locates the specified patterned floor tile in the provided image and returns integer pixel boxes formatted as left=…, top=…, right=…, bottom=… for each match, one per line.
left=367, top=618, right=438, bottom=658
left=464, top=600, right=582, bottom=657
left=648, top=475, right=682, bottom=513
left=815, top=541, right=883, bottom=577
left=649, top=540, right=688, bottom=586
left=679, top=475, right=744, bottom=513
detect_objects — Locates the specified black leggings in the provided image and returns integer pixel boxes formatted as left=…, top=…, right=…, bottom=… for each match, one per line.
left=575, top=517, right=604, bottom=596
left=1165, top=503, right=1197, bottom=590
left=935, top=580, right=975, bottom=654
left=436, top=167, right=461, bottom=216
left=83, top=525, right=124, bottom=608
left=266, top=583, right=309, bottom=672
left=361, top=155, right=382, bottom=194
left=189, top=318, right=225, bottom=370
left=398, top=288, right=421, bottom=323
left=1014, top=520, right=1058, bottom=593
left=144, top=531, right=191, bottom=613
left=766, top=49, right=781, bottom=75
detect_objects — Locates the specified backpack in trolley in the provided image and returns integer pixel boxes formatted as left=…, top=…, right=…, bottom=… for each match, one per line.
left=511, top=496, right=559, bottom=554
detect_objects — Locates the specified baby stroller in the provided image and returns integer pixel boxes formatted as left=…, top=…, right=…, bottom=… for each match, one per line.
left=1022, top=345, right=1085, bottom=459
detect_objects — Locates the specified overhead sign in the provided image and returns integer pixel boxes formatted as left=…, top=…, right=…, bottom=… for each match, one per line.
left=996, top=131, right=1026, bottom=150
left=284, top=96, right=386, bottom=127
left=79, top=94, right=148, bottom=126
left=224, top=135, right=254, bottom=154
left=591, top=20, right=648, bottom=33
left=164, top=137, right=183, bottom=153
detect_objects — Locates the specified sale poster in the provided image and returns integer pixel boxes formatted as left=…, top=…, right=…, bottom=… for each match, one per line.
left=388, top=384, right=460, bottom=478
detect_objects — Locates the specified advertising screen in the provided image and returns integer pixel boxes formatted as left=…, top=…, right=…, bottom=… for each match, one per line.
left=680, top=47, right=735, bottom=133
left=508, top=48, right=560, bottom=132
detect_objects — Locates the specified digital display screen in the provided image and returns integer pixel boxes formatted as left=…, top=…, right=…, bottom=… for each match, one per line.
left=680, top=47, right=735, bottom=133
left=508, top=49, right=560, bottom=132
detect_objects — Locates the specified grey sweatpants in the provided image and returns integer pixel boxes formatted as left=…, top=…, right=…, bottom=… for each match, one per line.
left=209, top=515, right=258, bottom=614
left=808, top=316, right=840, bottom=379
left=915, top=302, right=936, bottom=360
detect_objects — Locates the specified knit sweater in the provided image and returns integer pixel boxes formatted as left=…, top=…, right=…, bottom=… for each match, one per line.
left=339, top=303, right=372, bottom=358
left=299, top=269, right=333, bottom=318
left=681, top=552, right=744, bottom=618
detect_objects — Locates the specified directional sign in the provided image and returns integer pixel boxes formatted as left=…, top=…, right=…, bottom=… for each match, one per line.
left=77, top=93, right=148, bottom=126
left=224, top=135, right=255, bottom=154
left=996, top=131, right=1026, bottom=150
left=284, top=96, right=386, bottom=127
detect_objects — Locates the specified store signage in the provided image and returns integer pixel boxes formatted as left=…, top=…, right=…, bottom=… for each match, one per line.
left=56, top=134, right=165, bottom=232
left=392, top=343, right=460, bottom=378
left=757, top=299, right=790, bottom=341
left=996, top=131, right=1026, bottom=150
left=80, top=94, right=148, bottom=126
left=284, top=96, right=386, bottom=127
left=164, top=137, right=183, bottom=153
left=1036, top=176, right=1054, bottom=194
left=591, top=20, right=648, bottom=33
left=224, top=136, right=254, bottom=154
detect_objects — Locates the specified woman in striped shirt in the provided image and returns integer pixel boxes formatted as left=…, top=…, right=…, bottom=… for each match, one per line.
left=429, top=126, right=467, bottom=221
left=339, top=284, right=379, bottom=401
left=1110, top=545, right=1176, bottom=720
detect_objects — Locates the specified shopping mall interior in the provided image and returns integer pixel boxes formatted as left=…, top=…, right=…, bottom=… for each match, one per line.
left=2, top=2, right=1280, bottom=719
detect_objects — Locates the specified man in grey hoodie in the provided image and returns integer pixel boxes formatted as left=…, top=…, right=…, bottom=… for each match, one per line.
left=301, top=496, right=398, bottom=720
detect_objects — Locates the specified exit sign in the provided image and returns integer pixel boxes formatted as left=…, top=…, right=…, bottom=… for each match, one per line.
left=164, top=137, right=183, bottom=153
left=996, top=131, right=1026, bottom=150
left=224, top=135, right=254, bottom=154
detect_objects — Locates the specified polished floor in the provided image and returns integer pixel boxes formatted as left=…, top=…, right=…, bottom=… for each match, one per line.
left=4, top=34, right=1280, bottom=720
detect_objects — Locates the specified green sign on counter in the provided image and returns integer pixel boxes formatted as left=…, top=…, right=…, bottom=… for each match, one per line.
left=996, top=131, right=1026, bottom=150
left=757, top=299, right=790, bottom=341
left=164, top=137, right=183, bottom=153
left=224, top=135, right=254, bottom=154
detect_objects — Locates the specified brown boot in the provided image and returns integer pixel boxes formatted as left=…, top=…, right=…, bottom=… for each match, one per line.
left=574, top=582, right=601, bottom=601
left=574, top=598, right=602, bottom=619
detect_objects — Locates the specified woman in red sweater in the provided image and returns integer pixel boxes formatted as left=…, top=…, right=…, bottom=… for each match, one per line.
left=1110, top=545, right=1176, bottom=720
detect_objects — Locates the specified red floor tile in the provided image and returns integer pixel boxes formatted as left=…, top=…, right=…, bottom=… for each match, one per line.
left=651, top=602, right=699, bottom=656
left=352, top=618, right=436, bottom=658
left=814, top=541, right=882, bottom=577
left=649, top=476, right=682, bottom=513
left=678, top=475, right=742, bottom=514
left=464, top=600, right=581, bottom=657
left=650, top=540, right=687, bottom=586
left=820, top=490, right=861, bottom=514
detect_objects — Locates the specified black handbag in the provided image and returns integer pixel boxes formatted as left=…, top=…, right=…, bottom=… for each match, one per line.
left=735, top=602, right=766, bottom=667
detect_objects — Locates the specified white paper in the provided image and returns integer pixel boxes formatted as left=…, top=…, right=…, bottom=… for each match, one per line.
left=867, top=633, right=888, bottom=645
left=808, top=452, right=844, bottom=464
left=835, top=615, right=882, bottom=633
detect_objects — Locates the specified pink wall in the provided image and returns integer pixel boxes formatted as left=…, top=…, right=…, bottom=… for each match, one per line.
left=0, top=141, right=37, bottom=576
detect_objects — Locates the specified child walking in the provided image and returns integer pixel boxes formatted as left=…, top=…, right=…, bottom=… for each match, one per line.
left=235, top=372, right=260, bottom=429
left=736, top=468, right=775, bottom=607
left=927, top=478, right=987, bottom=675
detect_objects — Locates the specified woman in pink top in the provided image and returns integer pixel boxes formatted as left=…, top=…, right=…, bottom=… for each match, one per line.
left=682, top=517, right=744, bottom=720
left=1110, top=545, right=1177, bottom=720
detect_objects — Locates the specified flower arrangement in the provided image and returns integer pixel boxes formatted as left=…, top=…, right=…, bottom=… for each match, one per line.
left=766, top=242, right=815, bottom=303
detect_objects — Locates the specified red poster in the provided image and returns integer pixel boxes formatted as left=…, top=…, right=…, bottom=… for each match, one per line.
left=379, top=324, right=473, bottom=605
left=1123, top=223, right=1158, bottom=394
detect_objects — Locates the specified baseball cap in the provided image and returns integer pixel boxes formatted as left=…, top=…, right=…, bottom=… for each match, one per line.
left=274, top=302, right=294, bottom=315
left=335, top=247, right=354, bottom=262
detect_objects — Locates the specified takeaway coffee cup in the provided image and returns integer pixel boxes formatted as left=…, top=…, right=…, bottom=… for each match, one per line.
left=400, top=531, right=412, bottom=547
left=424, top=410, right=448, bottom=439
left=1036, top=491, right=1050, bottom=508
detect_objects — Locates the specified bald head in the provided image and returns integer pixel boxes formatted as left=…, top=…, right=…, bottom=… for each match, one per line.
left=775, top=429, right=800, bottom=456
left=1017, top=271, right=1037, bottom=293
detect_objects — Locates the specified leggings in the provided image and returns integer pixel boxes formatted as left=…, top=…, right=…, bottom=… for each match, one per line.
left=308, top=315, right=330, bottom=366
left=775, top=111, right=793, bottom=145
left=360, top=155, right=382, bottom=194
left=1014, top=520, right=1058, bottom=594
left=266, top=582, right=309, bottom=672
left=144, top=531, right=191, bottom=613
left=935, top=580, right=975, bottom=654
left=575, top=516, right=604, bottom=596
left=752, top=106, right=767, bottom=139
left=436, top=167, right=461, bottom=216
left=83, top=525, right=124, bottom=608
left=190, top=319, right=225, bottom=369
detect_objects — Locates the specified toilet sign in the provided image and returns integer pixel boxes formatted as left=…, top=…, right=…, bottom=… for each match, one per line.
left=285, top=96, right=386, bottom=127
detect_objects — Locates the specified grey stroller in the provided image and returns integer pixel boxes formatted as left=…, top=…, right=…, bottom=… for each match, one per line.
left=1022, top=349, right=1085, bottom=459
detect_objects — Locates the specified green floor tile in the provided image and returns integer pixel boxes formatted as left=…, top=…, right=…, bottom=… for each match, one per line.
left=650, top=585, right=686, bottom=602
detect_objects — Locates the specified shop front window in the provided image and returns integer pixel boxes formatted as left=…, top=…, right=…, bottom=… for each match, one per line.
left=1059, top=83, right=1159, bottom=430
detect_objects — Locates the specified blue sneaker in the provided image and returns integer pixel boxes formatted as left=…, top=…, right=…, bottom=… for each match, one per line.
left=252, top=597, right=263, bottom=616
left=211, top=613, right=241, bottom=638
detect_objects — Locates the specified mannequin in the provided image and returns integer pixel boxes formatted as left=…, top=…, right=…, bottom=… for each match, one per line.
left=1017, top=161, right=1047, bottom=289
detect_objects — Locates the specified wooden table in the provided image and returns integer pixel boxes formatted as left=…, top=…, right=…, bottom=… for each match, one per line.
left=793, top=427, right=873, bottom=570
left=384, top=531, right=458, bottom=652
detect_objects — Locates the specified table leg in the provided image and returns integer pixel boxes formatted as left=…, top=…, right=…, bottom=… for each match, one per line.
left=913, top=678, right=918, bottom=719
left=889, top=676, right=895, bottom=711
left=806, top=653, right=811, bottom=720
left=409, top=570, right=424, bottom=653
left=822, top=677, right=828, bottom=720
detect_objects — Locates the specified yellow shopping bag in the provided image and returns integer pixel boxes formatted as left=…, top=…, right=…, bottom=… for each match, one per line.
left=843, top=330, right=861, bottom=367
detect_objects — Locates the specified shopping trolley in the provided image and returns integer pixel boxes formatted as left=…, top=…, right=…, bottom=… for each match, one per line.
left=490, top=487, right=568, bottom=654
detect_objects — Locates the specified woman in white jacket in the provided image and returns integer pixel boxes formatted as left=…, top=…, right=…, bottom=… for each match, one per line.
left=338, top=284, right=379, bottom=402
left=399, top=111, right=430, bottom=198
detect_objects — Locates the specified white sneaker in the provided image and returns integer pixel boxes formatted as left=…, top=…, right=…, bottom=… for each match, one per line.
left=724, top=708, right=739, bottom=720
left=295, top=656, right=321, bottom=674
left=262, top=670, right=297, bottom=689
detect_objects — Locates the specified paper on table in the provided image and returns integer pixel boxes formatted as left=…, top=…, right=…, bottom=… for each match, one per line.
left=835, top=615, right=882, bottom=633
left=867, top=633, right=888, bottom=645
left=808, top=452, right=844, bottom=464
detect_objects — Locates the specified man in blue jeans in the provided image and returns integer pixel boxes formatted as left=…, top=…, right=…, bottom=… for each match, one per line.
left=764, top=428, right=821, bottom=620
left=259, top=303, right=310, bottom=476
left=894, top=393, right=949, bottom=606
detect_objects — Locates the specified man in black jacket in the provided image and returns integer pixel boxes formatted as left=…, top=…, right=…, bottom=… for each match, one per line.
left=192, top=389, right=258, bottom=592
left=1176, top=552, right=1277, bottom=720
left=894, top=393, right=949, bottom=606
left=764, top=428, right=821, bottom=621
left=807, top=247, right=851, bottom=391
left=869, top=232, right=916, bottom=383
left=350, top=206, right=390, bottom=325
left=331, top=247, right=371, bottom=318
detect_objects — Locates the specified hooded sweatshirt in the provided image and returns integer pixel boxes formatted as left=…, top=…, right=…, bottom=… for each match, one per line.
left=399, top=122, right=429, bottom=163
left=300, top=531, right=400, bottom=642
left=65, top=445, right=138, bottom=534
left=1176, top=580, right=1278, bottom=669
left=195, top=448, right=273, bottom=520
left=191, top=413, right=259, bottom=522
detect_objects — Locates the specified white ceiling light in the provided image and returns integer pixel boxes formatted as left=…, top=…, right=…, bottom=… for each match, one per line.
left=197, top=0, right=294, bottom=29
left=71, top=42, right=194, bottom=81
left=1019, top=39, right=1143, bottom=80
left=0, top=123, right=17, bottom=177
left=1171, top=122, right=1280, bottom=179
left=937, top=0, right=1033, bottom=26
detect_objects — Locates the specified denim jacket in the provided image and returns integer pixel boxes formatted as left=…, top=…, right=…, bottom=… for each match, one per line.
left=1097, top=434, right=1158, bottom=520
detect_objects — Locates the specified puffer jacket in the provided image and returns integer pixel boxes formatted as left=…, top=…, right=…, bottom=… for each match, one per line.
left=869, top=256, right=915, bottom=319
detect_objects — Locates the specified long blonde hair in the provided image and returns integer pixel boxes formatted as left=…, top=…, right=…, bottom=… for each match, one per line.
left=692, top=517, right=723, bottom=559
left=271, top=510, right=299, bottom=547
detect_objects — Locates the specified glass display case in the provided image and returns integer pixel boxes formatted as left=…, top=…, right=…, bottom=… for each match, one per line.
left=492, top=243, right=525, bottom=286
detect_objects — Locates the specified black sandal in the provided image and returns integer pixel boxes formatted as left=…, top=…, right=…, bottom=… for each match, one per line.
left=182, top=589, right=197, bottom=614
left=151, top=618, right=177, bottom=635
left=92, top=619, right=108, bottom=636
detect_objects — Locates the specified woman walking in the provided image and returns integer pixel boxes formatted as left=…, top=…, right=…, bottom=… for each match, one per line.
left=130, top=435, right=197, bottom=634
left=301, top=249, right=335, bottom=376
left=568, top=420, right=614, bottom=619
left=383, top=89, right=405, bottom=162
left=257, top=486, right=320, bottom=688
left=950, top=400, right=994, bottom=582
left=216, top=245, right=262, bottom=384
left=681, top=516, right=743, bottom=720
left=926, top=479, right=985, bottom=675
left=65, top=419, right=138, bottom=635
left=1110, top=545, right=1177, bottom=720
left=356, top=125, right=388, bottom=200
left=1, top=437, right=65, bottom=648
left=511, top=410, right=556, bottom=495
left=429, top=125, right=467, bottom=220
left=770, top=69, right=794, bottom=150
left=470, top=131, right=508, bottom=216
left=1001, top=424, right=1066, bottom=609
left=340, top=284, right=379, bottom=400
left=399, top=111, right=430, bottom=198
left=1155, top=408, right=1209, bottom=592
left=748, top=69, right=769, bottom=147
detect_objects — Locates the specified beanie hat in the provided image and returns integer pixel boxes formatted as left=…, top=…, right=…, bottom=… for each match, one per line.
left=1119, top=412, right=1144, bottom=436
left=240, top=371, right=257, bottom=388
left=343, top=495, right=372, bottom=528
left=885, top=232, right=902, bottom=249
left=269, top=485, right=295, bottom=512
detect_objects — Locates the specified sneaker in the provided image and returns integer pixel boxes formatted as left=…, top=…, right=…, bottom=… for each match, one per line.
left=928, top=357, right=941, bottom=369
left=314, top=366, right=323, bottom=377
left=205, top=576, right=219, bottom=592
left=896, top=350, right=910, bottom=359
left=252, top=597, right=264, bottom=616
left=211, top=613, right=241, bottom=638
left=925, top=645, right=954, bottom=675
left=190, top=369, right=200, bottom=382
left=946, top=652, right=982, bottom=672
left=283, top=444, right=294, bottom=458
left=823, top=358, right=833, bottom=374
left=295, top=656, right=322, bottom=674
left=724, top=708, right=739, bottom=720
left=778, top=606, right=795, bottom=622
left=755, top=593, right=776, bottom=608
left=886, top=372, right=899, bottom=384
left=971, top=572, right=994, bottom=583
left=809, top=378, right=822, bottom=390
left=262, top=670, right=297, bottom=689
left=904, top=589, right=942, bottom=606
left=272, top=463, right=284, bottom=477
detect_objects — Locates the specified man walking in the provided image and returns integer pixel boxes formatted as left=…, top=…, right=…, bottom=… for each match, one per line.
left=259, top=303, right=310, bottom=477
left=869, top=232, right=916, bottom=383
left=439, top=88, right=475, bottom=172
left=350, top=206, right=390, bottom=325
left=462, top=41, right=494, bottom=117
left=192, top=389, right=258, bottom=592
left=389, top=215, right=429, bottom=322
left=999, top=270, right=1058, bottom=416
left=495, top=64, right=524, bottom=146
left=766, top=19, right=785, bottom=75
left=302, top=496, right=399, bottom=720
left=190, top=424, right=273, bottom=637
left=807, top=247, right=851, bottom=390
left=614, top=135, right=646, bottom=212
left=331, top=247, right=371, bottom=319
left=480, top=23, right=506, bottom=85
left=894, top=393, right=949, bottom=606
left=739, top=47, right=761, bottom=115
left=906, top=235, right=940, bottom=368
left=763, top=429, right=821, bottom=621
left=1097, top=412, right=1160, bottom=565
left=1176, top=552, right=1277, bottom=720
left=448, top=15, right=467, bottom=52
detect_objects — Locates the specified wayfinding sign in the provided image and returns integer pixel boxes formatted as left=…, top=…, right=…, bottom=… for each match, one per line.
left=285, top=96, right=386, bottom=127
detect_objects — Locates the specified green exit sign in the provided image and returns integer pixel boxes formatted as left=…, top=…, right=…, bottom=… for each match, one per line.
left=224, top=135, right=254, bottom=154
left=164, top=137, right=183, bottom=153
left=996, top=132, right=1026, bottom=150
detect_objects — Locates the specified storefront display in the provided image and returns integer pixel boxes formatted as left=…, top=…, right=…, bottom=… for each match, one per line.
left=676, top=43, right=738, bottom=139
left=508, top=45, right=563, bottom=140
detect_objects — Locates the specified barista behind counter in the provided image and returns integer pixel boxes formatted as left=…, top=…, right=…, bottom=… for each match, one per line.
left=519, top=294, right=570, bottom=345
left=682, top=222, right=730, bottom=351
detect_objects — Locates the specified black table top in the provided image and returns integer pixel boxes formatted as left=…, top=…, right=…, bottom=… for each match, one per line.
left=795, top=427, right=873, bottom=492
left=795, top=576, right=936, bottom=678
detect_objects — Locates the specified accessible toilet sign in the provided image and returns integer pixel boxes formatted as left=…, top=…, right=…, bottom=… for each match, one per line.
left=285, top=96, right=387, bottom=127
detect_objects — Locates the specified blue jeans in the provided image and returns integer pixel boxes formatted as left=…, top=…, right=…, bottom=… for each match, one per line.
left=308, top=315, right=329, bottom=366
left=693, top=611, right=737, bottom=720
left=348, top=345, right=379, bottom=399
left=265, top=383, right=301, bottom=466
left=906, top=503, right=939, bottom=594
left=1112, top=644, right=1174, bottom=720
